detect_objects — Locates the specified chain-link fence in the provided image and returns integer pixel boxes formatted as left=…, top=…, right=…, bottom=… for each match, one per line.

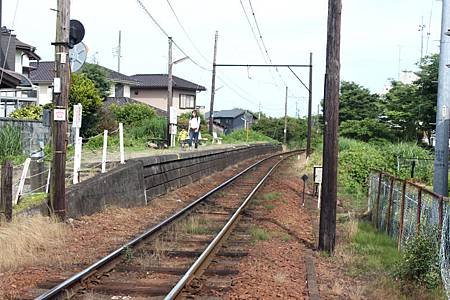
left=368, top=171, right=449, bottom=297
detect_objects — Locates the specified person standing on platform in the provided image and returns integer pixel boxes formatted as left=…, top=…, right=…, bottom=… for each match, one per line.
left=188, top=110, right=201, bottom=149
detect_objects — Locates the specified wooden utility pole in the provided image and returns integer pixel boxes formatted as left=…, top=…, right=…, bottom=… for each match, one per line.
left=50, top=0, right=70, bottom=220
left=319, top=0, right=342, bottom=254
left=167, top=37, right=173, bottom=146
left=307, top=52, right=313, bottom=157
left=1, top=160, right=12, bottom=222
left=284, top=86, right=288, bottom=144
left=209, top=31, right=219, bottom=134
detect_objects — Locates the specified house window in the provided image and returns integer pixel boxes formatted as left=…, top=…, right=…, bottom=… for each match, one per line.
left=115, top=84, right=124, bottom=97
left=179, top=94, right=195, bottom=109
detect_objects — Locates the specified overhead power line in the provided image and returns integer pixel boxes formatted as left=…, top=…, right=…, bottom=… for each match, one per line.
left=136, top=0, right=267, bottom=111
left=135, top=0, right=209, bottom=71
left=165, top=0, right=212, bottom=65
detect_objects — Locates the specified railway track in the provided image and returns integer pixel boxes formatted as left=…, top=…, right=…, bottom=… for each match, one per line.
left=32, top=150, right=303, bottom=300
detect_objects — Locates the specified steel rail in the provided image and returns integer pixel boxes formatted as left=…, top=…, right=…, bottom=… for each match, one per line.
left=36, top=149, right=302, bottom=300
left=165, top=151, right=300, bottom=299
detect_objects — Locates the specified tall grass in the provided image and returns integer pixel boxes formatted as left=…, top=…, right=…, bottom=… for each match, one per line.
left=0, top=216, right=66, bottom=271
left=222, top=129, right=277, bottom=144
left=0, top=124, right=22, bottom=163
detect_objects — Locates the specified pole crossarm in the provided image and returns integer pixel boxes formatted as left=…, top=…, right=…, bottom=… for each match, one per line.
left=288, top=67, right=310, bottom=92
left=214, top=64, right=311, bottom=68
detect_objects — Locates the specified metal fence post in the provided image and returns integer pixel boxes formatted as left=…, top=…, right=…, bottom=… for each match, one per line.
left=416, top=188, right=423, bottom=234
left=397, top=181, right=407, bottom=250
left=386, top=177, right=395, bottom=235
left=1, top=161, right=13, bottom=222
left=374, top=172, right=383, bottom=229
left=439, top=196, right=444, bottom=238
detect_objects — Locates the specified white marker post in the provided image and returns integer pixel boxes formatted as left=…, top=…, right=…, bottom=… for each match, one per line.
left=119, top=123, right=125, bottom=164
left=169, top=106, right=177, bottom=147
left=72, top=104, right=83, bottom=184
left=313, top=165, right=323, bottom=209
left=15, top=158, right=31, bottom=205
left=101, top=130, right=108, bottom=173
left=46, top=166, right=51, bottom=194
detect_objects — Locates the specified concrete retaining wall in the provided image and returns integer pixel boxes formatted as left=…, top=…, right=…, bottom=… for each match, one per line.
left=65, top=143, right=281, bottom=218
left=138, top=144, right=281, bottom=199
left=0, top=118, right=50, bottom=154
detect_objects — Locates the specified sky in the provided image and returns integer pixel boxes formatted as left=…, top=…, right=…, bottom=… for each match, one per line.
left=2, top=0, right=443, bottom=118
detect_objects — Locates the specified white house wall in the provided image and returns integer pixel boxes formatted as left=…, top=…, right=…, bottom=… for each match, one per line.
left=15, top=51, right=23, bottom=74
left=38, top=84, right=52, bottom=105
left=124, top=85, right=131, bottom=98
left=109, top=84, right=115, bottom=97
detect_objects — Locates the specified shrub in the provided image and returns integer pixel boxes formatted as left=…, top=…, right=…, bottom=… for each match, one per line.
left=69, top=73, right=103, bottom=137
left=0, top=124, right=22, bottom=162
left=222, top=129, right=276, bottom=144
left=128, top=116, right=167, bottom=140
left=109, top=103, right=156, bottom=126
left=393, top=227, right=441, bottom=290
left=9, top=105, right=43, bottom=120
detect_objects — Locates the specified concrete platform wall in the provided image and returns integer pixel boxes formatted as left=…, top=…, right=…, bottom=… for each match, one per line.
left=65, top=143, right=281, bottom=218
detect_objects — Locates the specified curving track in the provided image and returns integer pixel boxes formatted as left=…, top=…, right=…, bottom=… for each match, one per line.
left=34, top=150, right=303, bottom=300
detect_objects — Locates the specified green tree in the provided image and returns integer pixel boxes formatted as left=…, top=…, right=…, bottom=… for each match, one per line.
left=80, top=64, right=112, bottom=99
left=339, top=81, right=381, bottom=123
left=252, top=116, right=307, bottom=144
left=340, top=119, right=394, bottom=142
left=383, top=81, right=420, bottom=141
left=109, top=103, right=156, bottom=126
left=414, top=54, right=438, bottom=145
left=69, top=73, right=103, bottom=136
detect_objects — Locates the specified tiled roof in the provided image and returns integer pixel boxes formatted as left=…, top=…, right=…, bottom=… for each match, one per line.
left=0, top=68, right=33, bottom=88
left=29, top=62, right=140, bottom=85
left=130, top=74, right=206, bottom=91
left=29, top=61, right=54, bottom=83
left=205, top=109, right=256, bottom=119
left=96, top=65, right=141, bottom=85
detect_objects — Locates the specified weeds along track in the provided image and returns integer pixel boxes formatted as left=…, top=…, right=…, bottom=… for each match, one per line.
left=31, top=150, right=303, bottom=300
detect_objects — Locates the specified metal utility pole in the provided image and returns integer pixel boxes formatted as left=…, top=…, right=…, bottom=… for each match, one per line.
left=167, top=37, right=173, bottom=146
left=433, top=0, right=450, bottom=197
left=258, top=101, right=261, bottom=120
left=209, top=31, right=218, bottom=134
left=319, top=0, right=342, bottom=254
left=50, top=0, right=71, bottom=220
left=419, top=16, right=425, bottom=65
left=117, top=30, right=122, bottom=72
left=307, top=52, right=313, bottom=157
left=284, top=86, right=288, bottom=144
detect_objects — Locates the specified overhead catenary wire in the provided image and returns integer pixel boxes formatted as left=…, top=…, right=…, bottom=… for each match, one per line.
left=136, top=0, right=262, bottom=110
left=238, top=0, right=280, bottom=88
left=247, top=0, right=288, bottom=87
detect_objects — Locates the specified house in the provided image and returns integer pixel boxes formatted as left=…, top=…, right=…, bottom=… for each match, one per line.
left=29, top=62, right=142, bottom=105
left=205, top=109, right=257, bottom=135
left=129, top=74, right=206, bottom=115
left=30, top=63, right=206, bottom=117
left=0, top=27, right=40, bottom=117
